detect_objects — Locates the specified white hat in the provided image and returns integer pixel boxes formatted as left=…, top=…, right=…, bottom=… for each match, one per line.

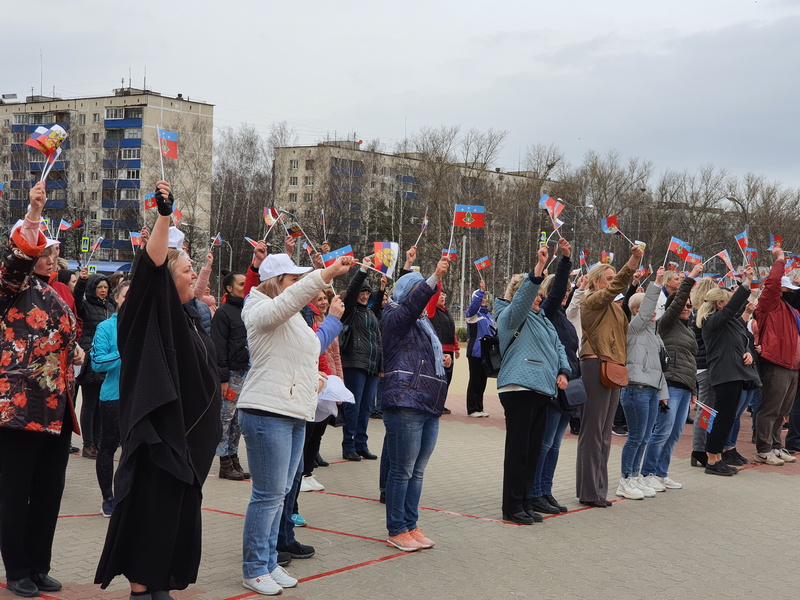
left=780, top=276, right=800, bottom=290
left=614, top=293, right=625, bottom=302
left=168, top=226, right=185, bottom=249
left=10, top=220, right=59, bottom=248
left=258, top=253, right=312, bottom=282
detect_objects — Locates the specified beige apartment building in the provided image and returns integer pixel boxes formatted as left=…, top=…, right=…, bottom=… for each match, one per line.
left=0, top=88, right=213, bottom=267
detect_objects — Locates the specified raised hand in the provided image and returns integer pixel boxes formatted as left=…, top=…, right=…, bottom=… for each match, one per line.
left=558, top=237, right=572, bottom=257
left=284, top=235, right=296, bottom=257
left=28, top=182, right=47, bottom=219
left=154, top=181, right=174, bottom=216
left=321, top=255, right=355, bottom=283
left=690, top=263, right=703, bottom=279
left=253, top=240, right=268, bottom=268
left=655, top=266, right=666, bottom=286
left=328, top=294, right=345, bottom=318
left=434, top=256, right=450, bottom=279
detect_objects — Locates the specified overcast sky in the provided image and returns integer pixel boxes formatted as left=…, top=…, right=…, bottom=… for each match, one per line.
left=5, top=0, right=800, bottom=187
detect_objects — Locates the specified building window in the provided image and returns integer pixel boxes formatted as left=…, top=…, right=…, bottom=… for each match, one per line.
left=370, top=181, right=376, bottom=189
left=122, top=189, right=138, bottom=199
left=381, top=182, right=387, bottom=192
left=126, top=107, right=143, bottom=119
left=78, top=192, right=84, bottom=202
left=91, top=172, right=99, bottom=181
left=91, top=191, right=98, bottom=201
left=12, top=133, right=26, bottom=143
left=289, top=160, right=298, bottom=170
left=121, top=148, right=141, bottom=159
left=103, top=169, right=117, bottom=179
left=2, top=119, right=8, bottom=127
left=79, top=114, right=86, bottom=125
left=305, top=159, right=314, bottom=170
left=289, top=176, right=298, bottom=186
left=105, top=108, right=124, bottom=119
left=93, top=152, right=100, bottom=161
left=79, top=133, right=86, bottom=145
left=303, top=176, right=314, bottom=186
left=93, top=113, right=101, bottom=123
left=303, top=193, right=313, bottom=202
left=90, top=211, right=98, bottom=220
left=124, top=128, right=142, bottom=139
left=120, top=169, right=140, bottom=180
left=78, top=173, right=86, bottom=183
left=92, top=132, right=100, bottom=143
left=288, top=193, right=297, bottom=203
left=381, top=166, right=387, bottom=175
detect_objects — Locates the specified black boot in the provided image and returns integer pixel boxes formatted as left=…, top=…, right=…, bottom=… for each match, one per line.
left=231, top=454, right=251, bottom=479
left=690, top=451, right=707, bottom=468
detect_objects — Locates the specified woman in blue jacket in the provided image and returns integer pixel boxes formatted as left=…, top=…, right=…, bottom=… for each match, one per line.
left=91, top=281, right=131, bottom=518
left=465, top=281, right=495, bottom=417
left=495, top=245, right=570, bottom=525
left=381, top=256, right=450, bottom=552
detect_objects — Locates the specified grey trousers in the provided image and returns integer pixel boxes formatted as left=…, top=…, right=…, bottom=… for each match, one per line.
left=692, top=369, right=716, bottom=452
left=576, top=359, right=620, bottom=503
left=755, top=362, right=798, bottom=454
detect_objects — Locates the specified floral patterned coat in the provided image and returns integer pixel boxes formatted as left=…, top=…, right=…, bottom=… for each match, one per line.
left=0, top=230, right=79, bottom=435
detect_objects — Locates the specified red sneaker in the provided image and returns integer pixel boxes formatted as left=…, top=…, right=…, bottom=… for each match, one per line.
left=386, top=532, right=422, bottom=552
left=408, top=528, right=435, bottom=549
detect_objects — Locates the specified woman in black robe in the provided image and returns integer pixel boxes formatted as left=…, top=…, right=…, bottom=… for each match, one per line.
left=95, top=181, right=221, bottom=600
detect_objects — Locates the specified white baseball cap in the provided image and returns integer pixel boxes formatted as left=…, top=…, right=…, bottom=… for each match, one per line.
left=168, top=226, right=185, bottom=249
left=780, top=276, right=800, bottom=290
left=258, top=253, right=312, bottom=282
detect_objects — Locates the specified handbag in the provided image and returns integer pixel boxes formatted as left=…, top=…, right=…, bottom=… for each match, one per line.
left=479, top=322, right=525, bottom=378
left=555, top=377, right=588, bottom=411
left=658, top=344, right=670, bottom=372
left=338, top=311, right=355, bottom=354
left=583, top=326, right=628, bottom=389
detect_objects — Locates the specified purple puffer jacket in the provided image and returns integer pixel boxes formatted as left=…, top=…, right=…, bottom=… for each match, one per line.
left=380, top=281, right=448, bottom=416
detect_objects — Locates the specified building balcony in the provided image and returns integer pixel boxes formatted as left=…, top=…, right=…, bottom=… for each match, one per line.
left=102, top=159, right=141, bottom=169
left=103, top=179, right=140, bottom=189
left=103, top=139, right=142, bottom=149
left=103, top=118, right=143, bottom=129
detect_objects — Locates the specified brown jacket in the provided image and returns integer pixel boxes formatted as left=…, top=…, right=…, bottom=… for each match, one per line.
left=580, top=263, right=635, bottom=365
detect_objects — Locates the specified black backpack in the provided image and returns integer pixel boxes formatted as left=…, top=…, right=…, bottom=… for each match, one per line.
left=479, top=322, right=525, bottom=378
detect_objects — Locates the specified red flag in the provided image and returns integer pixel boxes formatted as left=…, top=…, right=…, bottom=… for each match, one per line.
left=453, top=205, right=484, bottom=228
left=144, top=193, right=157, bottom=210
left=172, top=207, right=183, bottom=225
left=668, top=237, right=690, bottom=259
left=158, top=128, right=179, bottom=159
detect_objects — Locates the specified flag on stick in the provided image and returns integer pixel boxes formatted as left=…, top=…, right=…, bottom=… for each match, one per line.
left=172, top=207, right=183, bottom=226
left=264, top=206, right=280, bottom=226
left=129, top=231, right=142, bottom=251
left=413, top=208, right=429, bottom=248
left=474, top=256, right=491, bottom=271
left=453, top=205, right=484, bottom=228
left=668, top=237, right=691, bottom=260
left=157, top=128, right=179, bottom=159
left=600, top=215, right=619, bottom=234
left=321, top=245, right=354, bottom=267
left=769, top=234, right=783, bottom=250
left=686, top=252, right=702, bottom=265
left=580, top=249, right=589, bottom=266
left=144, top=193, right=157, bottom=209
left=373, top=242, right=400, bottom=278
left=212, top=233, right=223, bottom=246
left=734, top=231, right=748, bottom=250
left=601, top=251, right=614, bottom=264
left=697, top=401, right=717, bottom=433
left=744, top=247, right=758, bottom=266
left=59, top=219, right=71, bottom=231
left=244, top=237, right=259, bottom=248
left=442, top=249, right=458, bottom=260
left=302, top=242, right=314, bottom=256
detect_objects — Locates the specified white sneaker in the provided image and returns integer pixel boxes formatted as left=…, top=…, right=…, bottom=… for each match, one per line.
left=243, top=574, right=282, bottom=595
left=481, top=411, right=490, bottom=417
left=270, top=565, right=298, bottom=588
left=777, top=448, right=797, bottom=463
left=468, top=412, right=485, bottom=418
left=659, top=476, right=683, bottom=489
left=616, top=477, right=644, bottom=500
left=302, top=474, right=324, bottom=491
left=299, top=478, right=313, bottom=492
left=755, top=450, right=784, bottom=466
left=643, top=475, right=666, bottom=492
left=633, top=476, right=656, bottom=498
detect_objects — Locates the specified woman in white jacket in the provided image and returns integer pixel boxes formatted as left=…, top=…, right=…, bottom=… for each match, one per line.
left=238, top=253, right=353, bottom=596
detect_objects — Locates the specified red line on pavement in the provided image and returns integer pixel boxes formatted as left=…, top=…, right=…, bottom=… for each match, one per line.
left=0, top=583, right=62, bottom=599
left=316, top=490, right=381, bottom=502
left=58, top=513, right=100, bottom=519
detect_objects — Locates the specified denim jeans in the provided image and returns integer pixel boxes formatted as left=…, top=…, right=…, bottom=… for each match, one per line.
left=620, top=384, right=659, bottom=477
left=725, top=389, right=754, bottom=449
left=383, top=407, right=439, bottom=537
left=278, top=456, right=303, bottom=549
left=530, top=403, right=571, bottom=497
left=342, top=368, right=380, bottom=453
left=642, top=385, right=692, bottom=477
left=239, top=410, right=305, bottom=578
left=216, top=369, right=247, bottom=457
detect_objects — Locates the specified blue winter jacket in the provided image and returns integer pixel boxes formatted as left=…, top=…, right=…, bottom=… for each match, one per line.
left=91, top=313, right=121, bottom=402
left=380, top=279, right=448, bottom=416
left=466, top=289, right=495, bottom=358
left=495, top=273, right=571, bottom=397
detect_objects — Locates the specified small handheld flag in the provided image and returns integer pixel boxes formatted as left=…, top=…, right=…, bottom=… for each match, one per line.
left=72, top=219, right=83, bottom=230
left=302, top=242, right=314, bottom=256
left=734, top=231, right=748, bottom=250
left=286, top=223, right=305, bottom=238
left=59, top=219, right=71, bottom=231
left=769, top=234, right=783, bottom=250
left=91, top=237, right=104, bottom=252
left=321, top=245, right=354, bottom=267
left=600, top=215, right=619, bottom=234
left=244, top=237, right=259, bottom=248
left=212, top=233, right=223, bottom=247
left=172, top=207, right=183, bottom=226
left=129, top=231, right=142, bottom=250
left=413, top=208, right=430, bottom=248
left=744, top=247, right=758, bottom=266
left=668, top=237, right=691, bottom=260
left=697, top=401, right=717, bottom=433
left=264, top=206, right=280, bottom=226
left=453, top=204, right=485, bottom=228
left=474, top=256, right=491, bottom=271
left=144, top=193, right=157, bottom=210
left=580, top=249, right=589, bottom=266
left=601, top=251, right=614, bottom=264
left=373, top=242, right=400, bottom=278
left=26, top=125, right=67, bottom=181
left=157, top=128, right=179, bottom=159
left=686, top=253, right=702, bottom=265
left=442, top=249, right=458, bottom=260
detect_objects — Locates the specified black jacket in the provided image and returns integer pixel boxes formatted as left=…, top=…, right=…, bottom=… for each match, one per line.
left=341, top=269, right=382, bottom=375
left=74, top=273, right=115, bottom=350
left=657, top=276, right=698, bottom=391
left=541, top=256, right=581, bottom=378
left=211, top=294, right=249, bottom=383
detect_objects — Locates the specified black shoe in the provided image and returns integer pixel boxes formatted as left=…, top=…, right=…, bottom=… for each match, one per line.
left=356, top=449, right=378, bottom=460
left=690, top=451, right=708, bottom=468
left=526, top=496, right=560, bottom=515
left=569, top=426, right=580, bottom=435
left=722, top=448, right=747, bottom=466
left=705, top=461, right=735, bottom=476
left=30, top=573, right=61, bottom=592
left=342, top=451, right=362, bottom=461
left=277, top=551, right=292, bottom=567
left=6, top=578, right=39, bottom=597
left=578, top=499, right=607, bottom=508
left=786, top=446, right=800, bottom=454
left=150, top=592, right=176, bottom=600
left=441, top=407, right=451, bottom=414
left=543, top=494, right=568, bottom=513
left=611, top=425, right=628, bottom=436
left=686, top=416, right=694, bottom=425
left=69, top=445, right=80, bottom=454
left=277, top=540, right=315, bottom=558
left=379, top=490, right=386, bottom=504
left=315, top=452, right=329, bottom=467
left=369, top=410, right=383, bottom=419
left=502, top=511, right=535, bottom=525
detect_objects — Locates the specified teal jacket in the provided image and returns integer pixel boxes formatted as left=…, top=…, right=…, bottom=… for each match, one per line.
left=495, top=274, right=571, bottom=397
left=91, top=313, right=121, bottom=402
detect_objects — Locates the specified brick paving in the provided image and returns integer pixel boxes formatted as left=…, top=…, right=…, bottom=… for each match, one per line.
left=2, top=354, right=798, bottom=600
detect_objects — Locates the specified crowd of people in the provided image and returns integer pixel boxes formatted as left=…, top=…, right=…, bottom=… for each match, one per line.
left=2, top=182, right=799, bottom=598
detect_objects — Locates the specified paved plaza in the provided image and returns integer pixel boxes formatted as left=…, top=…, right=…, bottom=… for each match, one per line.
left=2, top=355, right=798, bottom=600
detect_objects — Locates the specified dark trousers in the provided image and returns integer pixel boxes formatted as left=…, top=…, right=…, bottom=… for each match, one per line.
left=755, top=362, right=798, bottom=453
left=96, top=400, right=120, bottom=500
left=466, top=356, right=489, bottom=415
left=706, top=381, right=744, bottom=454
left=79, top=382, right=102, bottom=448
left=342, top=369, right=379, bottom=453
left=786, top=387, right=800, bottom=450
left=0, top=418, right=72, bottom=580
left=499, top=390, right=549, bottom=515
left=302, top=419, right=328, bottom=477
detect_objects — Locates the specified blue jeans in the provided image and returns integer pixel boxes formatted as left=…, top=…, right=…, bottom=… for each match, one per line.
left=383, top=407, right=439, bottom=537
left=620, top=384, right=659, bottom=477
left=642, top=385, right=692, bottom=477
left=530, top=403, right=571, bottom=497
left=725, top=389, right=755, bottom=449
left=240, top=411, right=305, bottom=578
left=342, top=369, right=380, bottom=453
left=216, top=369, right=247, bottom=457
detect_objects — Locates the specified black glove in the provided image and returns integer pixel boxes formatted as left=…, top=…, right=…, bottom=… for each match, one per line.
left=154, top=187, right=174, bottom=216
left=658, top=400, right=670, bottom=414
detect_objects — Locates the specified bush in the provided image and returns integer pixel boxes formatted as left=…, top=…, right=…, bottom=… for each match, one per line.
left=456, top=327, right=468, bottom=342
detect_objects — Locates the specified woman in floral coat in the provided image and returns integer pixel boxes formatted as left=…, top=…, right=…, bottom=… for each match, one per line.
left=0, top=182, right=84, bottom=598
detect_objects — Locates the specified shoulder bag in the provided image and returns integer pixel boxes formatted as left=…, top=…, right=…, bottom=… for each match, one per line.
left=583, top=327, right=629, bottom=389
left=479, top=321, right=525, bottom=378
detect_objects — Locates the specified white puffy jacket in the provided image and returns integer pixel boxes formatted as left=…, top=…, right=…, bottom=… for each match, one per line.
left=237, top=270, right=327, bottom=421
